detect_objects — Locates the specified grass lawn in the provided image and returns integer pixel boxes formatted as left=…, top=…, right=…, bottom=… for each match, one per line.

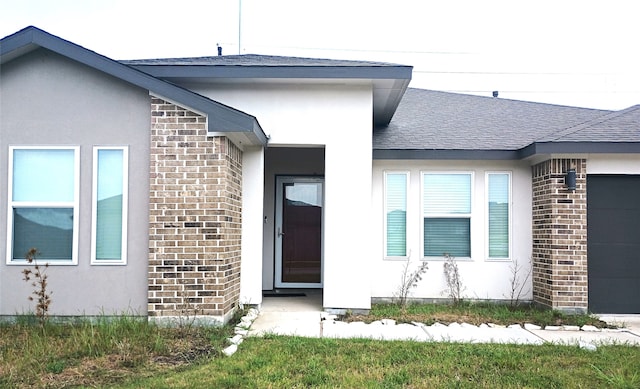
left=1, top=304, right=638, bottom=388
left=120, top=336, right=640, bottom=388
left=0, top=315, right=237, bottom=388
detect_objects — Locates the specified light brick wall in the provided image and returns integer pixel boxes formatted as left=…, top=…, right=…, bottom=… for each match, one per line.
left=531, top=158, right=588, bottom=313
left=148, top=97, right=243, bottom=323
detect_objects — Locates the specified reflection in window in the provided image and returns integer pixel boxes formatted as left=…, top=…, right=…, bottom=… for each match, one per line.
left=9, top=147, right=78, bottom=263
left=92, top=147, right=128, bottom=264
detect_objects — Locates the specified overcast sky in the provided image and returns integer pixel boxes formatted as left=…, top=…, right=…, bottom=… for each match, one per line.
left=2, top=0, right=639, bottom=110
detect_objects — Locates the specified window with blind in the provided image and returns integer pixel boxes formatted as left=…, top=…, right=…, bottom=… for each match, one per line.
left=422, top=173, right=471, bottom=257
left=92, top=147, right=128, bottom=264
left=8, top=147, right=79, bottom=264
left=384, top=172, right=408, bottom=257
left=487, top=173, right=510, bottom=259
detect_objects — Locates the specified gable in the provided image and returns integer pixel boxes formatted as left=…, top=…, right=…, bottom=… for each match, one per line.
left=1, top=48, right=150, bottom=140
left=0, top=26, right=267, bottom=146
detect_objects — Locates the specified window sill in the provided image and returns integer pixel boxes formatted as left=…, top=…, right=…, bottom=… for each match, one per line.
left=7, top=260, right=77, bottom=266
left=422, top=257, right=473, bottom=262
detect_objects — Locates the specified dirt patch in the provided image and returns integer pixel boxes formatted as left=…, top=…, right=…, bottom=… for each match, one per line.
left=36, top=331, right=218, bottom=388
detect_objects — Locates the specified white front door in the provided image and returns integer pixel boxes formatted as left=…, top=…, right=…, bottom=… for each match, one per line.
left=274, top=176, right=324, bottom=288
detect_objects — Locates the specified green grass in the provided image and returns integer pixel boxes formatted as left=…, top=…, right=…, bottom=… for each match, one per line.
left=0, top=304, right=635, bottom=388
left=119, top=336, right=640, bottom=388
left=0, top=314, right=237, bottom=388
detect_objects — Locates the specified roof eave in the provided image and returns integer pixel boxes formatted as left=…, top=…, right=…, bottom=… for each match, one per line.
left=373, top=149, right=521, bottom=160
left=128, top=62, right=413, bottom=127
left=374, top=142, right=640, bottom=160
left=519, top=142, right=640, bottom=159
left=125, top=64, right=413, bottom=80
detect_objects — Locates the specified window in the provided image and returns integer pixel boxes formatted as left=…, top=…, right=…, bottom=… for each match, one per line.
left=7, top=147, right=79, bottom=264
left=487, top=172, right=510, bottom=259
left=91, top=147, right=128, bottom=264
left=384, top=172, right=408, bottom=257
left=422, top=173, right=471, bottom=257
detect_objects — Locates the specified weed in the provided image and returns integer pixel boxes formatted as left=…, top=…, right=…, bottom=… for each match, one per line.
left=592, top=364, right=640, bottom=389
left=505, top=258, right=532, bottom=307
left=394, top=253, right=428, bottom=311
left=357, top=301, right=609, bottom=328
left=176, top=280, right=202, bottom=334
left=442, top=253, right=465, bottom=305
left=21, top=248, right=52, bottom=325
left=45, top=359, right=66, bottom=374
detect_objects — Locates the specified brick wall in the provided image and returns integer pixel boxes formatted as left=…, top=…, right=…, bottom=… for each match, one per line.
left=531, top=158, right=587, bottom=313
left=148, top=96, right=243, bottom=324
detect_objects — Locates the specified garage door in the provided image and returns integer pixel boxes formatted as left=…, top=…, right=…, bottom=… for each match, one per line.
left=587, top=175, right=640, bottom=313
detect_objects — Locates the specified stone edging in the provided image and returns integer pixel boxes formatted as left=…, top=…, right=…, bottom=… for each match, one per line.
left=223, top=308, right=259, bottom=356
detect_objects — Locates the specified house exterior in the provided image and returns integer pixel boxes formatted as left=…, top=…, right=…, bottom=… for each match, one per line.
left=372, top=89, right=640, bottom=313
left=1, top=27, right=638, bottom=323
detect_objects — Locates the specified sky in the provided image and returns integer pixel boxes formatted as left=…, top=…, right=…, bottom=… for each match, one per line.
left=1, top=0, right=639, bottom=110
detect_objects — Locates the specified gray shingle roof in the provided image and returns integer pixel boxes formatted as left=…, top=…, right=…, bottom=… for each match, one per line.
left=373, top=88, right=640, bottom=159
left=122, top=54, right=407, bottom=68
left=539, top=104, right=640, bottom=142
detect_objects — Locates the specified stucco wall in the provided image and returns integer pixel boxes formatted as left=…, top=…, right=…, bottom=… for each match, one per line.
left=183, top=82, right=374, bottom=310
left=0, top=49, right=150, bottom=316
left=585, top=154, right=640, bottom=174
left=371, top=160, right=533, bottom=302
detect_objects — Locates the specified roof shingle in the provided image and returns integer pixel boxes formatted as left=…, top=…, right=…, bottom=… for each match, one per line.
left=121, top=54, right=407, bottom=67
left=374, top=88, right=612, bottom=152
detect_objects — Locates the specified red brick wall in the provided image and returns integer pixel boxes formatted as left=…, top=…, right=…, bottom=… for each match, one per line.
left=148, top=97, right=243, bottom=323
left=531, top=159, right=587, bottom=313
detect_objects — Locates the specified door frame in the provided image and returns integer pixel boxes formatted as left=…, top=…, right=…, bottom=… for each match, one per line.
left=274, top=176, right=324, bottom=288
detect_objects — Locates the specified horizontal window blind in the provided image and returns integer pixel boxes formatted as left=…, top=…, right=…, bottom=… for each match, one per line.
left=424, top=218, right=471, bottom=257
left=385, top=173, right=407, bottom=257
left=95, top=149, right=124, bottom=260
left=488, top=173, right=509, bottom=258
left=423, top=173, right=472, bottom=258
left=423, top=174, right=471, bottom=214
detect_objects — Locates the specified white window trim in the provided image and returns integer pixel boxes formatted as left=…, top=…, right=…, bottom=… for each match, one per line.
left=420, top=171, right=474, bottom=260
left=383, top=170, right=410, bottom=260
left=6, top=146, right=80, bottom=265
left=485, top=171, right=512, bottom=261
left=91, top=146, right=129, bottom=265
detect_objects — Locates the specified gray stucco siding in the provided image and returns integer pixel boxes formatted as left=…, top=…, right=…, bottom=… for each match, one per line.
left=0, top=49, right=150, bottom=316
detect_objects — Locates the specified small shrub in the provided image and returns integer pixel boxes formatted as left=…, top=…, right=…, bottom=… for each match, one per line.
left=22, top=248, right=52, bottom=325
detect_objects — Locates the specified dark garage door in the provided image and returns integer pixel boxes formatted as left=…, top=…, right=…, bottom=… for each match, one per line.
left=588, top=175, right=640, bottom=313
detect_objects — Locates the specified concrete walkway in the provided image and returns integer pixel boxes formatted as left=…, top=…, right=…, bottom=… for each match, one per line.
left=248, top=294, right=640, bottom=347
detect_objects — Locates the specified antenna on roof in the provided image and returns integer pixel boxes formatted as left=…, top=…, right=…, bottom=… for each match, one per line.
left=238, top=0, right=242, bottom=54
left=217, top=43, right=222, bottom=56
